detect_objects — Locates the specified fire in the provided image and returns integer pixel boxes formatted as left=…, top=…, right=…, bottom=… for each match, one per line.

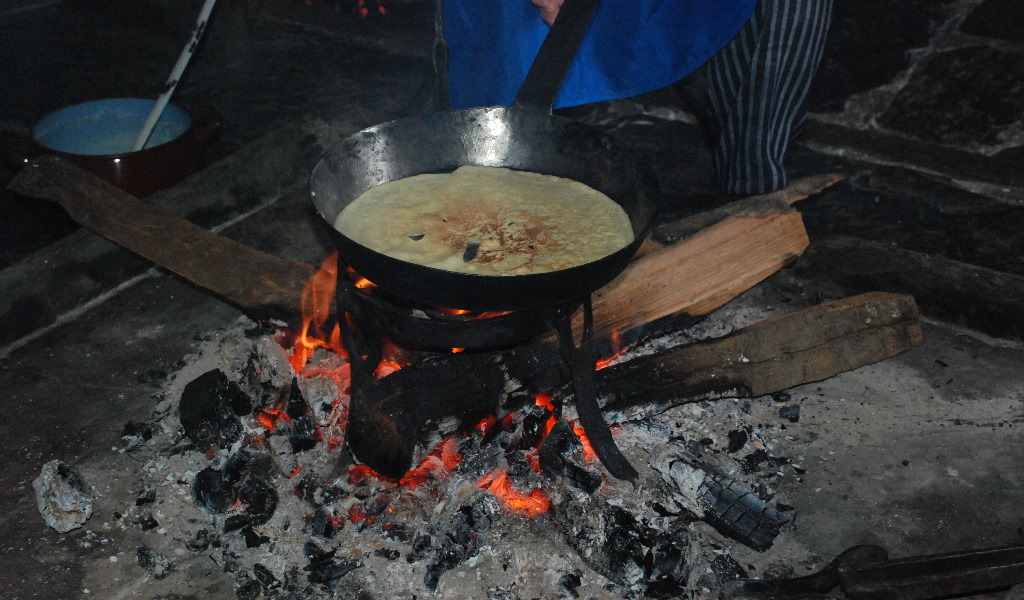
left=533, top=393, right=558, bottom=438
left=475, top=468, right=550, bottom=518
left=278, top=256, right=613, bottom=523
left=289, top=253, right=346, bottom=373
left=595, top=329, right=627, bottom=370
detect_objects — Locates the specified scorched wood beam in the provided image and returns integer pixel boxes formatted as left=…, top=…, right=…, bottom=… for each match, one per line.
left=348, top=292, right=923, bottom=477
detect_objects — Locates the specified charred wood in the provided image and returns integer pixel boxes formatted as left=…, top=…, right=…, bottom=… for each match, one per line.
left=590, top=291, right=923, bottom=422
left=348, top=292, right=921, bottom=476
left=650, top=449, right=789, bottom=552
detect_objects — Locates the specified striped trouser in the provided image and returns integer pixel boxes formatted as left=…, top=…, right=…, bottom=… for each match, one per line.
left=704, top=0, right=834, bottom=195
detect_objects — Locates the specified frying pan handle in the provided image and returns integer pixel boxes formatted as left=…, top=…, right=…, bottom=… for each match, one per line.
left=512, top=0, right=600, bottom=114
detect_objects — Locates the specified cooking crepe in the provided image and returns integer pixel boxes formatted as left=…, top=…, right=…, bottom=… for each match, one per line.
left=334, top=166, right=633, bottom=276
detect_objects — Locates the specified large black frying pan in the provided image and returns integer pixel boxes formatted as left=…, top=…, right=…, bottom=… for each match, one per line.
left=309, top=0, right=659, bottom=312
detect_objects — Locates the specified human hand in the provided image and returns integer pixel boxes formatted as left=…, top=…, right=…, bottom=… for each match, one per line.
left=531, top=0, right=563, bottom=25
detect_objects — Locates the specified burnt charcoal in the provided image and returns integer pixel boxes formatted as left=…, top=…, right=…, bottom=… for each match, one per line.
left=224, top=477, right=278, bottom=532
left=778, top=404, right=800, bottom=423
left=373, top=547, right=401, bottom=561
left=538, top=420, right=602, bottom=493
left=294, top=475, right=347, bottom=508
left=135, top=488, right=156, bottom=506
left=466, top=498, right=498, bottom=535
left=455, top=443, right=504, bottom=480
left=121, top=421, right=154, bottom=450
left=252, top=563, right=280, bottom=591
left=407, top=534, right=433, bottom=563
left=421, top=501, right=491, bottom=591
left=285, top=377, right=311, bottom=420
left=235, top=579, right=263, bottom=600
left=726, top=429, right=749, bottom=453
left=505, top=452, right=534, bottom=479
left=363, top=493, right=392, bottom=520
left=224, top=450, right=276, bottom=483
left=138, top=514, right=159, bottom=531
left=558, top=570, right=583, bottom=597
left=242, top=527, right=270, bottom=548
left=425, top=541, right=467, bottom=592
left=384, top=522, right=414, bottom=543
left=193, top=451, right=278, bottom=529
left=642, top=541, right=689, bottom=598
left=179, top=370, right=247, bottom=449
left=305, top=508, right=341, bottom=539
left=288, top=415, right=319, bottom=453
left=740, top=449, right=788, bottom=474
left=193, top=466, right=235, bottom=514
left=694, top=551, right=747, bottom=590
left=303, top=542, right=360, bottom=591
left=696, top=471, right=789, bottom=552
left=221, top=551, right=241, bottom=573
left=519, top=404, right=554, bottom=449
left=293, top=475, right=323, bottom=504
left=185, top=529, right=212, bottom=552
left=538, top=419, right=578, bottom=478
left=563, top=463, right=603, bottom=495
left=137, top=546, right=176, bottom=580
left=559, top=504, right=693, bottom=594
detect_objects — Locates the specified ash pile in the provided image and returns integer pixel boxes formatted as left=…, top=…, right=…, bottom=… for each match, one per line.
left=108, top=307, right=803, bottom=599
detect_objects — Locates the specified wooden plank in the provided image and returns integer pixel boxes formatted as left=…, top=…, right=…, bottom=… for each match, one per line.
left=593, top=291, right=923, bottom=419
left=7, top=155, right=315, bottom=320
left=591, top=210, right=809, bottom=340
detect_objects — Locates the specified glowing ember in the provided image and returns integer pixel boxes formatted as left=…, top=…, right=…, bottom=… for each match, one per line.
left=572, top=423, right=598, bottom=462
left=476, top=468, right=550, bottom=518
left=533, top=393, right=558, bottom=438
left=399, top=437, right=462, bottom=489
left=595, top=329, right=627, bottom=370
left=276, top=254, right=602, bottom=524
left=256, top=407, right=290, bottom=431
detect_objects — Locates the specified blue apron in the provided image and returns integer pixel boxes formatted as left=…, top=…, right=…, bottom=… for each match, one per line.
left=443, top=0, right=759, bottom=109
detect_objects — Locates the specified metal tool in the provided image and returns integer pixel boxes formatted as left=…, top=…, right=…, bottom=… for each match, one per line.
left=722, top=543, right=1024, bottom=599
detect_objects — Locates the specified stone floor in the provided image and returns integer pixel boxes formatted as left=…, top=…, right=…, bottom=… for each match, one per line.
left=0, top=1, right=1022, bottom=598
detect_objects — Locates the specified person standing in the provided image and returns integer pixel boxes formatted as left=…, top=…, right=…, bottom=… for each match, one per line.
left=436, top=0, right=834, bottom=196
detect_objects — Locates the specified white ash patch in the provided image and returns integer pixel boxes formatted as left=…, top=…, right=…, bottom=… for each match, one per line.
left=82, top=311, right=806, bottom=599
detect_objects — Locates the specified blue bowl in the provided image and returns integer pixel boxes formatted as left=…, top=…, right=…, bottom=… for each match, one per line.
left=32, top=98, right=190, bottom=156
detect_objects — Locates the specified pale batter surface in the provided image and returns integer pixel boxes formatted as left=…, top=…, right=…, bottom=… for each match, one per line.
left=334, top=166, right=633, bottom=275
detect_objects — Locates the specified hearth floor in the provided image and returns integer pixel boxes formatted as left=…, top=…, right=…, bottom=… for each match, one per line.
left=1, top=2, right=1022, bottom=599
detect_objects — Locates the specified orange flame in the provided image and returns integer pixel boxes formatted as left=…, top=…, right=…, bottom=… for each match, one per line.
left=595, top=330, right=627, bottom=370
left=476, top=468, right=550, bottom=517
left=290, top=253, right=346, bottom=373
